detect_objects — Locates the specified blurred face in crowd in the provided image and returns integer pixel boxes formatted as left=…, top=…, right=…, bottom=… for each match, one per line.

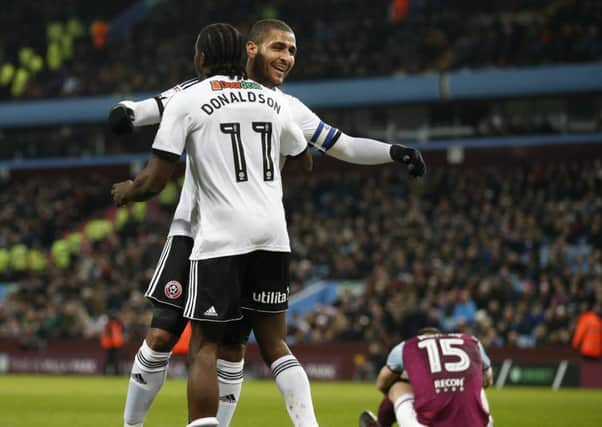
left=247, top=28, right=296, bottom=88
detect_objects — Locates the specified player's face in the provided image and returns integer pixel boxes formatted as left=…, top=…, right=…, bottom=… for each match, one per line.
left=247, top=29, right=296, bottom=88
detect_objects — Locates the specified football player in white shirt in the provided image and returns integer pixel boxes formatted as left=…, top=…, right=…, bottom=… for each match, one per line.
left=112, top=23, right=318, bottom=427
left=110, top=19, right=426, bottom=427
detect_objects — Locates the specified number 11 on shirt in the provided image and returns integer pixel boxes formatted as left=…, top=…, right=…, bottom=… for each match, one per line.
left=220, top=122, right=274, bottom=182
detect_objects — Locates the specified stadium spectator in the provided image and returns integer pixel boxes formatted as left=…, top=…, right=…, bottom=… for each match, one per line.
left=572, top=303, right=602, bottom=360
left=101, top=310, right=125, bottom=375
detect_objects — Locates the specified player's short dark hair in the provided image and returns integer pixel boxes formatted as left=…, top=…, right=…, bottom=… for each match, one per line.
left=196, top=23, right=246, bottom=78
left=248, top=19, right=294, bottom=45
left=417, top=327, right=441, bottom=336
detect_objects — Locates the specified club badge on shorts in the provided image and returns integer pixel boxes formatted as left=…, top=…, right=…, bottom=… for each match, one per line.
left=164, top=280, right=183, bottom=299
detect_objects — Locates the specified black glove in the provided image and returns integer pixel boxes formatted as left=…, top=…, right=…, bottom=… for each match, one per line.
left=390, top=144, right=426, bottom=178
left=108, top=104, right=135, bottom=135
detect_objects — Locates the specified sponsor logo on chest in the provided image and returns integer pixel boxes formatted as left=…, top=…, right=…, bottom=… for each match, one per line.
left=433, top=377, right=465, bottom=393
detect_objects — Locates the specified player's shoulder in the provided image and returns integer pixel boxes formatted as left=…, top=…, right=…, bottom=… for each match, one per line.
left=261, top=84, right=289, bottom=103
left=463, top=333, right=479, bottom=342
left=280, top=91, right=307, bottom=108
left=168, top=78, right=207, bottom=102
left=405, top=335, right=422, bottom=344
left=466, top=334, right=484, bottom=346
left=166, top=78, right=204, bottom=99
left=174, top=77, right=202, bottom=91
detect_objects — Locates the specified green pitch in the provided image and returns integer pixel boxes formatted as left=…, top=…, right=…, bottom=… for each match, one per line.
left=1, top=375, right=601, bottom=426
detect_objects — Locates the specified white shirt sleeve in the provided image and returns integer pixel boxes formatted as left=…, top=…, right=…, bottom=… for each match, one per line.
left=386, top=342, right=405, bottom=373
left=151, top=92, right=193, bottom=157
left=285, top=94, right=341, bottom=151
left=285, top=94, right=393, bottom=164
left=327, top=134, right=394, bottom=165
left=280, top=104, right=308, bottom=157
left=126, top=98, right=161, bottom=126
left=126, top=78, right=201, bottom=127
left=476, top=338, right=491, bottom=370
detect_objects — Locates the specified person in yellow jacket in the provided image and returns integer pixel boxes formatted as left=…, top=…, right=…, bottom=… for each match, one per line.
left=572, top=304, right=602, bottom=360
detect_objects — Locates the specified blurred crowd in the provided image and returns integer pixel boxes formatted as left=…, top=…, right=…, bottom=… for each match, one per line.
left=0, top=125, right=156, bottom=160
left=1, top=158, right=601, bottom=354
left=1, top=0, right=600, bottom=99
left=4, top=100, right=602, bottom=162
left=284, top=160, right=602, bottom=354
left=0, top=175, right=113, bottom=251
left=0, top=185, right=171, bottom=348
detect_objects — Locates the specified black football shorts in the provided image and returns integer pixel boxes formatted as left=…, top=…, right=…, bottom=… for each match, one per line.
left=183, top=250, right=290, bottom=322
left=145, top=236, right=194, bottom=310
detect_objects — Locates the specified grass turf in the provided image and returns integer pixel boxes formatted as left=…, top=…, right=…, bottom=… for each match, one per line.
left=1, top=375, right=601, bottom=426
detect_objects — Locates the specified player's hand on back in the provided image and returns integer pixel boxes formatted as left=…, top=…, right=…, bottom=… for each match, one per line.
left=301, top=149, right=313, bottom=173
left=390, top=144, right=426, bottom=178
left=282, top=149, right=313, bottom=174
left=111, top=180, right=134, bottom=207
left=292, top=149, right=313, bottom=173
left=108, top=102, right=135, bottom=135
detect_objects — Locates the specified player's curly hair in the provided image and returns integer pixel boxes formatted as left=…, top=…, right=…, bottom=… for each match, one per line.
left=196, top=23, right=246, bottom=79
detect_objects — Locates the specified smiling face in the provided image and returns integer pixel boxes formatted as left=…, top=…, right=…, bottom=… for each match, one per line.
left=246, top=28, right=296, bottom=88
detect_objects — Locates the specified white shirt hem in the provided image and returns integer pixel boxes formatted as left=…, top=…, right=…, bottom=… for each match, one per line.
left=190, top=244, right=291, bottom=260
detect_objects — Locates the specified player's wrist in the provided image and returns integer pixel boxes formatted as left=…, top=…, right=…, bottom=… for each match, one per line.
left=389, top=144, right=412, bottom=162
left=389, top=144, right=426, bottom=177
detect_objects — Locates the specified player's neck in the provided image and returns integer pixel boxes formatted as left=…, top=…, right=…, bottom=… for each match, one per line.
left=246, top=70, right=276, bottom=89
left=251, top=77, right=276, bottom=90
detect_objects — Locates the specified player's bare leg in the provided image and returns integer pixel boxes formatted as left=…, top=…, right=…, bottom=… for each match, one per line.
left=253, top=311, right=319, bottom=427
left=389, top=381, right=426, bottom=427
left=187, top=321, right=221, bottom=427
left=124, top=327, right=180, bottom=427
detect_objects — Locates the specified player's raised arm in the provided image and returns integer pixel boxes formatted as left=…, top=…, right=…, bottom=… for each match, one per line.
left=111, top=89, right=191, bottom=206
left=108, top=78, right=200, bottom=135
left=330, top=133, right=426, bottom=177
left=284, top=94, right=426, bottom=177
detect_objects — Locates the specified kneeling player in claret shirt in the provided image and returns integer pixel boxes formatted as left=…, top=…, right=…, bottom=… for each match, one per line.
left=360, top=327, right=494, bottom=427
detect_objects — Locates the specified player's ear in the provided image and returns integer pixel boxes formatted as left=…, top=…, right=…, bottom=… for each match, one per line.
left=246, top=40, right=257, bottom=59
left=194, top=51, right=206, bottom=77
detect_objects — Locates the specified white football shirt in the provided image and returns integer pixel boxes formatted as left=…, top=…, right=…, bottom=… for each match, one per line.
left=152, top=75, right=306, bottom=260
left=153, top=78, right=202, bottom=238
left=150, top=81, right=343, bottom=238
left=167, top=156, right=199, bottom=238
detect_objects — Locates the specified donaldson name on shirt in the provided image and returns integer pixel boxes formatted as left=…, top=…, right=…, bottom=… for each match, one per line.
left=201, top=90, right=281, bottom=116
